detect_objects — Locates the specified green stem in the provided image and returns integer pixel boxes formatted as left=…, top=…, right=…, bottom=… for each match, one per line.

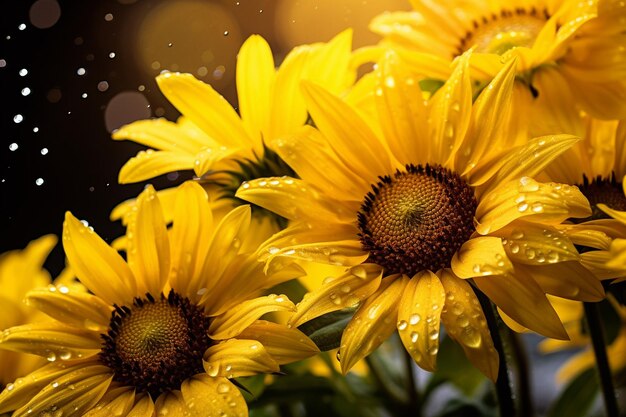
left=476, top=289, right=517, bottom=417
left=403, top=348, right=421, bottom=417
left=509, top=332, right=534, bottom=417
left=583, top=301, right=620, bottom=417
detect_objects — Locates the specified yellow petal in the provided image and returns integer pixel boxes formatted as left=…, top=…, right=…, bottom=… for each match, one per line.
left=0, top=322, right=101, bottom=360
left=155, top=391, right=187, bottom=417
left=169, top=181, right=213, bottom=302
left=439, top=270, right=499, bottom=381
left=203, top=339, right=279, bottom=378
left=495, top=222, right=580, bottom=265
left=13, top=366, right=113, bottom=417
left=452, top=236, right=514, bottom=278
left=126, top=185, right=170, bottom=296
left=473, top=271, right=568, bottom=339
left=519, top=262, right=604, bottom=301
left=427, top=50, right=472, bottom=168
left=375, top=51, right=429, bottom=166
left=289, top=264, right=384, bottom=328
left=156, top=72, right=253, bottom=148
left=209, top=295, right=296, bottom=340
left=306, top=29, right=355, bottom=94
left=397, top=270, right=445, bottom=372
left=25, top=287, right=112, bottom=333
left=83, top=387, right=135, bottom=417
left=607, top=238, right=626, bottom=271
left=237, top=320, right=320, bottom=364
left=457, top=57, right=517, bottom=177
left=0, top=360, right=102, bottom=414
left=118, top=150, right=195, bottom=184
left=236, top=176, right=352, bottom=223
left=126, top=394, right=155, bottom=417
left=193, top=146, right=241, bottom=178
left=112, top=118, right=206, bottom=154
left=476, top=178, right=591, bottom=235
left=63, top=212, right=136, bottom=305
left=181, top=375, right=247, bottom=417
left=301, top=81, right=392, bottom=178
left=340, top=275, right=408, bottom=373
left=237, top=35, right=274, bottom=143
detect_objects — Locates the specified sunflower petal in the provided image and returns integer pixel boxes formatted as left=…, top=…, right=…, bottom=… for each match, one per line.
left=83, top=387, right=135, bottom=417
left=452, top=236, right=514, bottom=278
left=169, top=181, right=213, bottom=302
left=126, top=394, right=155, bottom=417
left=193, top=145, right=241, bottom=177
left=181, top=375, right=247, bottom=417
left=155, top=391, right=187, bottom=417
left=439, top=270, right=498, bottom=381
left=63, top=212, right=136, bottom=305
left=0, top=322, right=101, bottom=359
left=208, top=295, right=296, bottom=340
left=427, top=50, right=472, bottom=168
left=476, top=178, right=591, bottom=235
left=301, top=81, right=392, bottom=177
left=25, top=287, right=112, bottom=333
left=397, top=270, right=445, bottom=372
left=340, top=275, right=408, bottom=373
left=126, top=185, right=170, bottom=296
left=112, top=118, right=206, bottom=153
left=519, top=262, right=604, bottom=301
left=156, top=72, right=253, bottom=148
left=118, top=150, right=195, bottom=184
left=13, top=366, right=112, bottom=417
left=237, top=35, right=274, bottom=143
left=473, top=271, right=568, bottom=339
left=203, top=339, right=279, bottom=378
left=289, top=264, right=384, bottom=328
left=238, top=320, right=319, bottom=364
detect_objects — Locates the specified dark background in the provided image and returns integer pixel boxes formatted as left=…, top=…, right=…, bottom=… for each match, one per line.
left=0, top=0, right=406, bottom=274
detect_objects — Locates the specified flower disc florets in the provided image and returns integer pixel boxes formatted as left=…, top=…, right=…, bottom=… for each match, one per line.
left=358, top=164, right=477, bottom=276
left=578, top=173, right=626, bottom=221
left=99, top=291, right=213, bottom=398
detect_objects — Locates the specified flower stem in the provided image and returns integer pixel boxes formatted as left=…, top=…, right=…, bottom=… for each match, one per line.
left=583, top=301, right=620, bottom=417
left=403, top=348, right=420, bottom=417
left=476, top=289, right=517, bottom=417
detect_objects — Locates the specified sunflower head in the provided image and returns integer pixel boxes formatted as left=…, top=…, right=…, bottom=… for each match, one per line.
left=358, top=164, right=477, bottom=275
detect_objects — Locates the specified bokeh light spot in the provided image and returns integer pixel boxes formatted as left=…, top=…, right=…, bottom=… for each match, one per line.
left=29, top=0, right=62, bottom=29
left=104, top=91, right=151, bottom=133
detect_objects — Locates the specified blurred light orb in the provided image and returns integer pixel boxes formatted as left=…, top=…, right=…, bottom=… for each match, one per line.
left=29, top=0, right=61, bottom=29
left=275, top=0, right=410, bottom=49
left=104, top=91, right=151, bottom=133
left=136, top=0, right=241, bottom=87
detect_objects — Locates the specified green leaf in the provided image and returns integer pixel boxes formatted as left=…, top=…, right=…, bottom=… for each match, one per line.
left=249, top=374, right=336, bottom=407
left=425, top=336, right=488, bottom=397
left=298, top=308, right=356, bottom=351
left=546, top=368, right=599, bottom=417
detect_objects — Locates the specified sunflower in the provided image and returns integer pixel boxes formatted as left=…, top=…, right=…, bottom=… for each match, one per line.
left=0, top=181, right=318, bottom=416
left=368, top=0, right=626, bottom=120
left=235, top=50, right=605, bottom=380
left=112, top=30, right=356, bottom=234
left=0, top=235, right=58, bottom=392
left=536, top=117, right=626, bottom=282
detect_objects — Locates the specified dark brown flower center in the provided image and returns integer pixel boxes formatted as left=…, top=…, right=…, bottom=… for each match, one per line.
left=577, top=173, right=626, bottom=222
left=99, top=291, right=213, bottom=398
left=457, top=8, right=549, bottom=56
left=358, top=164, right=477, bottom=276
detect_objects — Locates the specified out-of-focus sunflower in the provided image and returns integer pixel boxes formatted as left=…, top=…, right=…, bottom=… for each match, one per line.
left=0, top=182, right=318, bottom=417
left=537, top=117, right=626, bottom=282
left=369, top=0, right=626, bottom=121
left=0, top=235, right=57, bottom=392
left=236, top=50, right=604, bottom=380
left=112, top=30, right=356, bottom=235
left=539, top=296, right=626, bottom=382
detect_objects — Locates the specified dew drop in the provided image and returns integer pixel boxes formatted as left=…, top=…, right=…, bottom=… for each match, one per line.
left=46, top=352, right=57, bottom=362
left=397, top=320, right=408, bottom=331
left=428, top=346, right=439, bottom=355
left=410, top=332, right=419, bottom=343
left=217, top=383, right=230, bottom=394
left=409, top=314, right=421, bottom=325
left=510, top=243, right=520, bottom=254
left=517, top=202, right=529, bottom=212
left=531, top=202, right=544, bottom=213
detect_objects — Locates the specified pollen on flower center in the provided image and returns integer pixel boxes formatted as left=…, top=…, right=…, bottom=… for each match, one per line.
left=577, top=173, right=626, bottom=221
left=458, top=8, right=549, bottom=56
left=99, top=291, right=213, bottom=398
left=358, top=164, right=477, bottom=276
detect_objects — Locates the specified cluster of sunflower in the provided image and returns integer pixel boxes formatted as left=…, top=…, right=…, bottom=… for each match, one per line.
left=2, top=0, right=626, bottom=416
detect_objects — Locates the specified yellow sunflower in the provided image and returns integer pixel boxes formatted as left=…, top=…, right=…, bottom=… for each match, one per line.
left=536, top=117, right=626, bottom=282
left=0, top=181, right=318, bottom=416
left=0, top=235, right=57, bottom=392
left=236, top=50, right=605, bottom=380
left=369, top=0, right=626, bottom=120
left=539, top=296, right=626, bottom=382
left=112, top=30, right=356, bottom=235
